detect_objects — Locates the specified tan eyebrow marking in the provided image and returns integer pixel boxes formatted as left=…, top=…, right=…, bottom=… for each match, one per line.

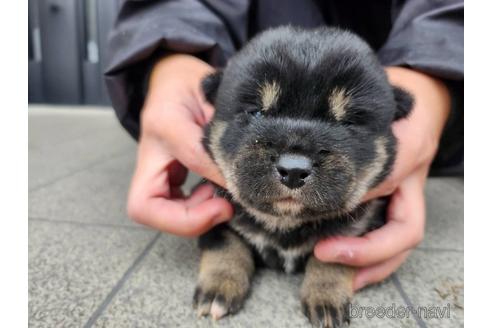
left=329, top=87, right=350, bottom=120
left=260, top=81, right=281, bottom=111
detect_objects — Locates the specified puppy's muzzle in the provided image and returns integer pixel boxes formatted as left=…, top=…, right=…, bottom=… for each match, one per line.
left=276, top=154, right=312, bottom=189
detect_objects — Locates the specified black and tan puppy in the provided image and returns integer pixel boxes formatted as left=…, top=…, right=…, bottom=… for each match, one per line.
left=193, top=26, right=413, bottom=327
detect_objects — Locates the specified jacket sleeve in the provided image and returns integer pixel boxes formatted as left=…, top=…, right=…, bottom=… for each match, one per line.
left=104, top=0, right=250, bottom=140
left=377, top=0, right=464, bottom=172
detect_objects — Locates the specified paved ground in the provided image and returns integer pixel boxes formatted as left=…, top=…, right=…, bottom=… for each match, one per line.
left=28, top=106, right=464, bottom=328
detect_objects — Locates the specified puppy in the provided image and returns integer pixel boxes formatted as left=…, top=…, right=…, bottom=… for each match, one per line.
left=193, top=26, right=413, bottom=327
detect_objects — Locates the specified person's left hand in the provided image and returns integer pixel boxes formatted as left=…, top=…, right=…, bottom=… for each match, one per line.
left=314, top=67, right=451, bottom=290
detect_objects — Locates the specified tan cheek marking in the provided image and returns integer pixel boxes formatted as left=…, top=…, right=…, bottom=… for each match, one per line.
left=209, top=121, right=241, bottom=200
left=345, top=137, right=388, bottom=211
left=345, top=199, right=381, bottom=236
left=260, top=81, right=280, bottom=111
left=329, top=87, right=350, bottom=121
left=208, top=121, right=227, bottom=167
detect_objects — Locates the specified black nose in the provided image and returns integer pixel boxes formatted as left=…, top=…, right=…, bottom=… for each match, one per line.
left=276, top=154, right=312, bottom=189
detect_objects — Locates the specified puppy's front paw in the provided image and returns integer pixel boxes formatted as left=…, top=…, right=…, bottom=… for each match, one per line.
left=301, top=292, right=351, bottom=328
left=193, top=273, right=248, bottom=320
left=301, top=258, right=354, bottom=327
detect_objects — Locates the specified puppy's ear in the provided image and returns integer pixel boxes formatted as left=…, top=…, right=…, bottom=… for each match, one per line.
left=392, top=86, right=414, bottom=120
left=201, top=71, right=223, bottom=104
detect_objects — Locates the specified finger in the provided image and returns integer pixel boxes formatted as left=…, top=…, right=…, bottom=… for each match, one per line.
left=129, top=139, right=233, bottom=235
left=131, top=138, right=176, bottom=200
left=185, top=183, right=216, bottom=208
left=314, top=174, right=425, bottom=266
left=362, top=181, right=397, bottom=202
left=200, top=98, right=216, bottom=123
left=194, top=74, right=217, bottom=123
left=363, top=160, right=429, bottom=203
left=353, top=250, right=411, bottom=291
left=163, top=114, right=226, bottom=187
left=141, top=196, right=233, bottom=237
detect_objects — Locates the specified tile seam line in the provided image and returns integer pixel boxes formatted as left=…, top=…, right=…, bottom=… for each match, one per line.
left=28, top=217, right=150, bottom=231
left=391, top=274, right=428, bottom=328
left=83, top=232, right=161, bottom=328
left=28, top=146, right=134, bottom=193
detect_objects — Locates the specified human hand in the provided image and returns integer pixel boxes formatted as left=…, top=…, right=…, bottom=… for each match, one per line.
left=127, top=54, right=231, bottom=236
left=314, top=67, right=451, bottom=290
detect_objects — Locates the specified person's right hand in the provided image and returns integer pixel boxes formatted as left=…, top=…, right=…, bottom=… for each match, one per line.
left=127, top=54, right=233, bottom=237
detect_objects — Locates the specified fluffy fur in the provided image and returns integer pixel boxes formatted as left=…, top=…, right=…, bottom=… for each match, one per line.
left=195, top=26, right=413, bottom=327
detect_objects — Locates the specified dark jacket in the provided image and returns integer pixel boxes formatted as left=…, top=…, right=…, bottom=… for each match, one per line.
left=104, top=0, right=463, bottom=172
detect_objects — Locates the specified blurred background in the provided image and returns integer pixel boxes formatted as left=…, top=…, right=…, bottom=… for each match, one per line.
left=28, top=0, right=121, bottom=106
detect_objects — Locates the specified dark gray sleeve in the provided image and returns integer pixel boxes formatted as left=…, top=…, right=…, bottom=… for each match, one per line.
left=378, top=0, right=464, bottom=173
left=104, top=0, right=250, bottom=139
left=378, top=0, right=463, bottom=80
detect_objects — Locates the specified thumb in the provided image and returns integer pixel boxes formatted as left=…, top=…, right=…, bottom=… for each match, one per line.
left=164, top=114, right=226, bottom=188
left=143, top=195, right=233, bottom=237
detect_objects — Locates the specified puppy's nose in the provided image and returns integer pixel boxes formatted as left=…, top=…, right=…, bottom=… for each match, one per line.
left=276, top=154, right=312, bottom=189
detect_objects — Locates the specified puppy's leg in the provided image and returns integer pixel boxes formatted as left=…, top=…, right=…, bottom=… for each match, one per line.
left=193, top=225, right=254, bottom=320
left=301, top=255, right=353, bottom=328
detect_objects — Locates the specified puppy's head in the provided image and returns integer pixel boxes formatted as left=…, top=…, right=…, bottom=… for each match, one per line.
left=203, top=27, right=413, bottom=223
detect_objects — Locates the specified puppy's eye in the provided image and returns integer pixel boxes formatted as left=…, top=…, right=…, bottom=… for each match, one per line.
left=247, top=110, right=263, bottom=118
left=318, top=149, right=331, bottom=156
left=243, top=105, right=263, bottom=118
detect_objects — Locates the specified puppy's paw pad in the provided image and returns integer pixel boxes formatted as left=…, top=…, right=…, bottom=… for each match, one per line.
left=301, top=298, right=350, bottom=328
left=192, top=281, right=245, bottom=320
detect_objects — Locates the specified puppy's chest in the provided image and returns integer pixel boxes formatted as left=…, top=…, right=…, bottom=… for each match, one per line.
left=229, top=219, right=316, bottom=273
left=228, top=199, right=386, bottom=273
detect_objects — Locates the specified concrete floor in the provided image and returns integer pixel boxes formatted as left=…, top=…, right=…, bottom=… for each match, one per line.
left=28, top=106, right=464, bottom=328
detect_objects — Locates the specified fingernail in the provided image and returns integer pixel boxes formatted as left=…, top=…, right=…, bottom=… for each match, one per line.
left=337, top=249, right=355, bottom=262
left=316, top=245, right=353, bottom=263
left=213, top=213, right=231, bottom=225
